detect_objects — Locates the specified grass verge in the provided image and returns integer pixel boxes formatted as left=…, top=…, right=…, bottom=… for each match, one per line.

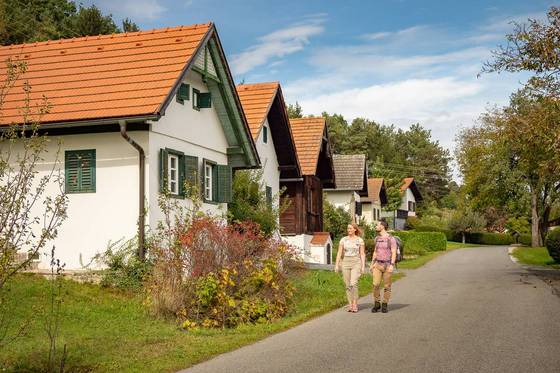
left=511, top=247, right=560, bottom=269
left=0, top=270, right=401, bottom=372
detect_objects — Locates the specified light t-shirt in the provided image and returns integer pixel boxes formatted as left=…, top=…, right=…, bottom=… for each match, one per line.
left=340, top=236, right=364, bottom=257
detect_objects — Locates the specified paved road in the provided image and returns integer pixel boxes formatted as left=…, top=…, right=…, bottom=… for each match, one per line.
left=181, top=246, right=560, bottom=373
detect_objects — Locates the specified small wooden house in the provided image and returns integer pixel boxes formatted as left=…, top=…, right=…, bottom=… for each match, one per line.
left=280, top=117, right=335, bottom=263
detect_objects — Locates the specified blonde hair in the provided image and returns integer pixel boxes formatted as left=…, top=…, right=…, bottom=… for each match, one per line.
left=348, top=222, right=362, bottom=237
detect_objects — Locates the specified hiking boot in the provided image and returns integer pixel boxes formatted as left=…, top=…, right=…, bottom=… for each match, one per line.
left=381, top=303, right=388, bottom=313
left=371, top=301, right=381, bottom=313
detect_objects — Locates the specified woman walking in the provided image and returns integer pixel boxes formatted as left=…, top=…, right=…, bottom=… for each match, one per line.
left=335, top=223, right=366, bottom=313
left=370, top=220, right=397, bottom=313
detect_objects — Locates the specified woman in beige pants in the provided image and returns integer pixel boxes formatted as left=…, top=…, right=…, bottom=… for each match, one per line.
left=335, top=223, right=366, bottom=312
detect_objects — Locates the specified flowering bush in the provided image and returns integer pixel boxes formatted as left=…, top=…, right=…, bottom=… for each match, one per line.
left=146, top=215, right=300, bottom=329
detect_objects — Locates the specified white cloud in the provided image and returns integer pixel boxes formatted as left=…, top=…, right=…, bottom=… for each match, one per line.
left=230, top=19, right=325, bottom=75
left=361, top=25, right=431, bottom=41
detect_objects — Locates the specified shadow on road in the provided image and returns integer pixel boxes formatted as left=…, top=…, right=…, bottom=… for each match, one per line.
left=357, top=303, right=410, bottom=311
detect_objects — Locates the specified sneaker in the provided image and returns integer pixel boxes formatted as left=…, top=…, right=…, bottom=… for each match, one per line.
left=371, top=301, right=381, bottom=313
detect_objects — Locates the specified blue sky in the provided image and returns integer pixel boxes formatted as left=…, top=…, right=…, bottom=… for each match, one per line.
left=86, top=0, right=553, bottom=156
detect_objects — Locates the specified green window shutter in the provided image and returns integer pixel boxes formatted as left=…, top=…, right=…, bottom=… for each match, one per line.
left=263, top=126, right=268, bottom=143
left=212, top=164, right=218, bottom=202
left=176, top=83, right=190, bottom=104
left=159, top=148, right=169, bottom=193
left=178, top=155, right=186, bottom=196
left=65, top=150, right=95, bottom=193
left=198, top=92, right=212, bottom=108
left=215, top=165, right=232, bottom=203
left=266, top=186, right=272, bottom=207
left=184, top=155, right=199, bottom=197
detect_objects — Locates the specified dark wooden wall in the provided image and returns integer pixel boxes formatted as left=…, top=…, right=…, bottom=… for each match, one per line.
left=280, top=176, right=324, bottom=235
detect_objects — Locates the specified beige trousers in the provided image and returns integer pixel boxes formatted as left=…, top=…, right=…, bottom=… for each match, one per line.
left=342, top=256, right=361, bottom=303
left=372, top=262, right=392, bottom=303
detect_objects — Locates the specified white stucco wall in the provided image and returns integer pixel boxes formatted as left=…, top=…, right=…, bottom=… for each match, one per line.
left=10, top=131, right=149, bottom=270
left=361, top=202, right=383, bottom=225
left=148, top=70, right=229, bottom=226
left=255, top=118, right=280, bottom=211
left=283, top=234, right=317, bottom=263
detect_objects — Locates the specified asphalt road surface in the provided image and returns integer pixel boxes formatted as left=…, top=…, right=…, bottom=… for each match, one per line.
left=181, top=246, right=560, bottom=373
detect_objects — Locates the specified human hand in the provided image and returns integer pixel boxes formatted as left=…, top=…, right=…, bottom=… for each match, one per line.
left=388, top=265, right=394, bottom=273
left=334, top=265, right=340, bottom=273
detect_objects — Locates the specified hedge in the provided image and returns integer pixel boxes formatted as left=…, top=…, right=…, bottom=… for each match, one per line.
left=466, top=232, right=514, bottom=245
left=393, top=231, right=447, bottom=256
left=519, top=234, right=532, bottom=246
left=545, top=227, right=560, bottom=263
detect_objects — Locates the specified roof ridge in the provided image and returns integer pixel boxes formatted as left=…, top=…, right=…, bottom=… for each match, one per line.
left=0, top=23, right=212, bottom=49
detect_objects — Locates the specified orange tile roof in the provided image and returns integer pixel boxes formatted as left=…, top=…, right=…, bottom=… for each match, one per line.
left=236, top=82, right=279, bottom=140
left=290, top=117, right=326, bottom=176
left=0, top=23, right=212, bottom=125
left=310, top=232, right=331, bottom=245
left=400, top=177, right=414, bottom=192
left=363, top=178, right=385, bottom=203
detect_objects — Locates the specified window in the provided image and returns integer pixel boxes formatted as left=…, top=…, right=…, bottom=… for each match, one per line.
left=204, top=161, right=214, bottom=201
left=263, top=126, right=268, bottom=144
left=192, top=88, right=212, bottom=110
left=176, top=83, right=190, bottom=104
left=408, top=201, right=416, bottom=212
left=160, top=149, right=198, bottom=198
left=168, top=154, right=179, bottom=195
left=65, top=149, right=96, bottom=193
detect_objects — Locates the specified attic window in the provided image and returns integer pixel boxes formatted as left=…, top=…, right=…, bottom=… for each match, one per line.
left=192, top=88, right=211, bottom=110
left=263, top=126, right=268, bottom=144
left=176, top=83, right=190, bottom=104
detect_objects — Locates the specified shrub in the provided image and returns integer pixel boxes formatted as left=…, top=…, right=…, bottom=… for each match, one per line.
left=323, top=199, right=351, bottom=240
left=519, top=234, right=533, bottom=246
left=91, top=238, right=152, bottom=290
left=467, top=232, right=515, bottom=245
left=147, top=217, right=299, bottom=329
left=545, top=227, right=560, bottom=263
left=392, top=231, right=447, bottom=256
left=405, top=216, right=420, bottom=230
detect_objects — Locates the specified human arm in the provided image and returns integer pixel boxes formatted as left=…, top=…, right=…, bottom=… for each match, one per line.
left=389, top=237, right=397, bottom=272
left=359, top=240, right=366, bottom=273
left=370, top=240, right=377, bottom=270
left=335, top=238, right=344, bottom=272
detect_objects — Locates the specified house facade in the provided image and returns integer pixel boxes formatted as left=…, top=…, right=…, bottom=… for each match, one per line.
left=361, top=178, right=388, bottom=225
left=236, top=82, right=301, bottom=212
left=280, top=117, right=335, bottom=264
left=1, top=24, right=260, bottom=270
left=324, top=154, right=368, bottom=223
left=381, top=177, right=423, bottom=230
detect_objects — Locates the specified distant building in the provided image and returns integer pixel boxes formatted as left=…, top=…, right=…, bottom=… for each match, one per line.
left=361, top=178, right=388, bottom=225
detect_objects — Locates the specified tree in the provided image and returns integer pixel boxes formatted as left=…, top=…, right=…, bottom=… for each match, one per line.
left=286, top=102, right=303, bottom=119
left=228, top=170, right=282, bottom=237
left=122, top=18, right=139, bottom=32
left=482, top=6, right=560, bottom=97
left=0, top=0, right=138, bottom=45
left=0, top=60, right=68, bottom=346
left=449, top=209, right=486, bottom=244
left=457, top=90, right=560, bottom=246
left=323, top=199, right=351, bottom=239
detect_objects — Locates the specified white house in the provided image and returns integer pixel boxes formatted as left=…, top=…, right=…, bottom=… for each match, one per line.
left=1, top=23, right=260, bottom=270
left=361, top=178, right=388, bottom=225
left=236, top=82, right=301, bottom=213
left=324, top=154, right=368, bottom=223
left=381, top=177, right=423, bottom=230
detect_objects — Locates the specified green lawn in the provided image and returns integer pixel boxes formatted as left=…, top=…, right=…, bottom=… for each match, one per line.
left=446, top=241, right=483, bottom=250
left=0, top=270, right=401, bottom=372
left=511, top=247, right=560, bottom=268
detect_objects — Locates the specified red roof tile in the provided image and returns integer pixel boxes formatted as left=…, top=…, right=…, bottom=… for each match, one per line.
left=0, top=24, right=212, bottom=125
left=290, top=117, right=326, bottom=176
left=310, top=232, right=331, bottom=245
left=236, top=82, right=279, bottom=140
left=400, top=177, right=414, bottom=192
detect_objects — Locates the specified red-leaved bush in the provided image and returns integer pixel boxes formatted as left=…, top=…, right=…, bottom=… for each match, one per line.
left=146, top=216, right=301, bottom=328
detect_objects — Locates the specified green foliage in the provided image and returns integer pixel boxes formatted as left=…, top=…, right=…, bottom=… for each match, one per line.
left=545, top=227, right=560, bottom=262
left=505, top=216, right=530, bottom=237
left=0, top=0, right=138, bottom=46
left=512, top=247, right=560, bottom=268
left=323, top=199, right=351, bottom=240
left=466, top=232, right=515, bottom=245
left=286, top=102, right=303, bottom=118
left=122, top=18, right=139, bottom=32
left=392, top=231, right=447, bottom=256
left=448, top=208, right=487, bottom=242
left=228, top=170, right=281, bottom=237
left=519, top=234, right=533, bottom=246
left=93, top=238, right=153, bottom=290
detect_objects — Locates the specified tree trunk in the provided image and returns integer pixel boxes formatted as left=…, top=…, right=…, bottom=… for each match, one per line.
left=531, top=188, right=541, bottom=247
left=462, top=232, right=466, bottom=244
